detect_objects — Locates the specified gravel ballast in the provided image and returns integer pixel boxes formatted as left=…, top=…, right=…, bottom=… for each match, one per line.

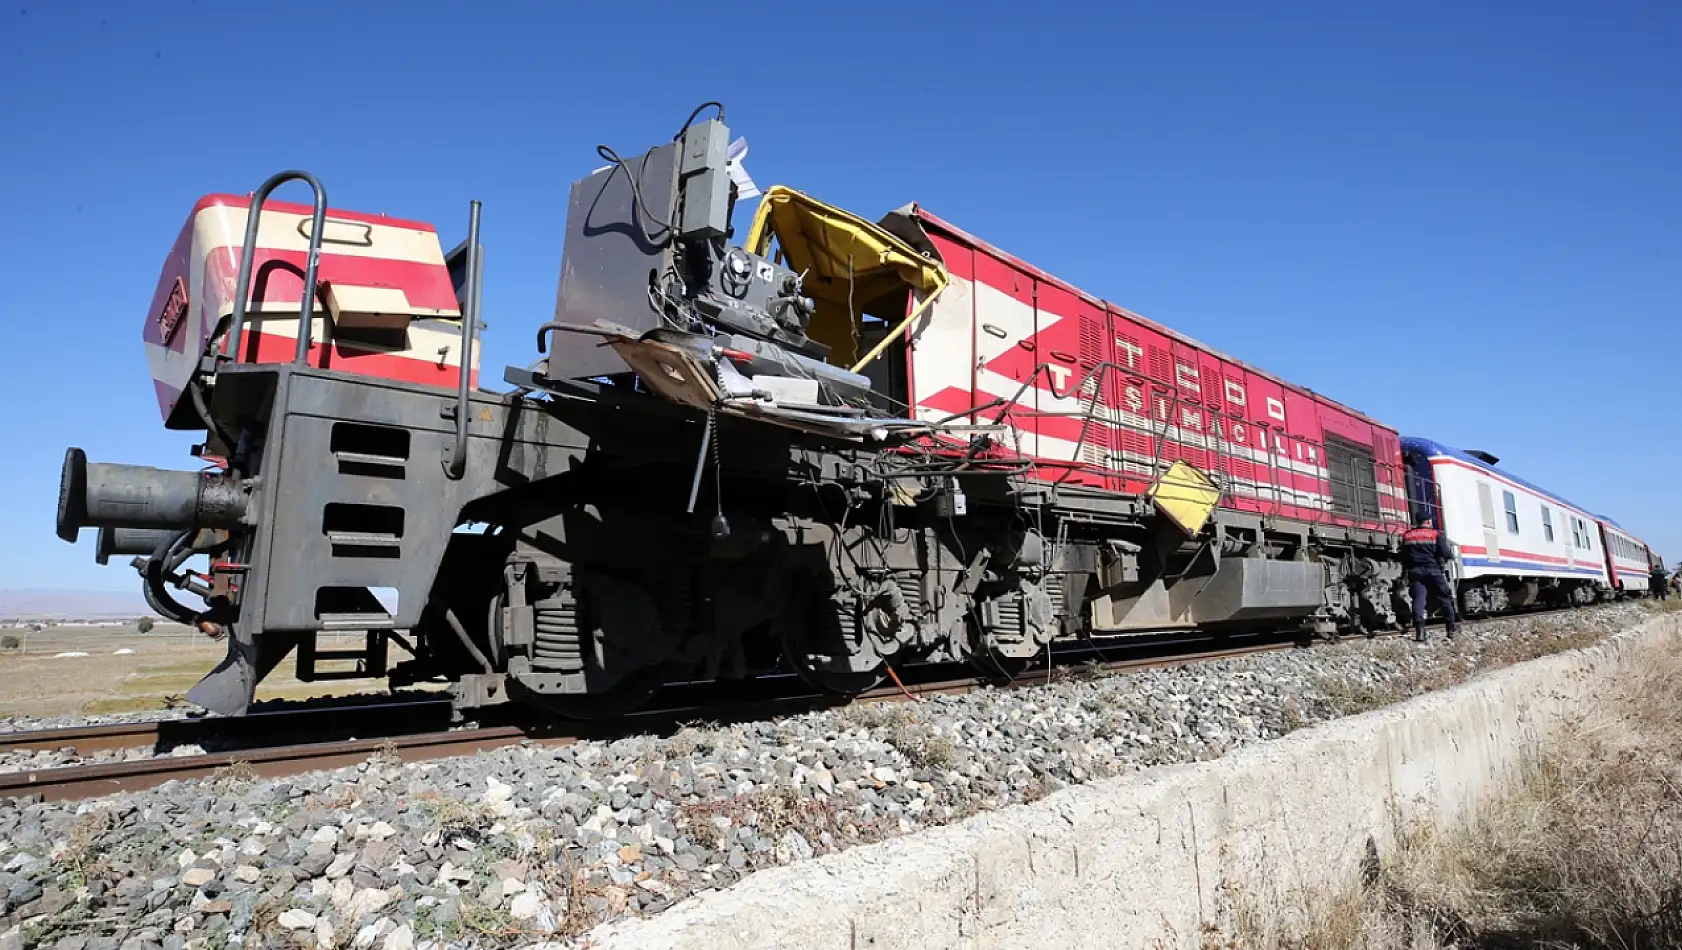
left=0, top=601, right=1656, bottom=950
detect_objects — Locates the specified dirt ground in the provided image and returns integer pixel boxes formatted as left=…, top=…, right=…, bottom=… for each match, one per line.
left=0, top=622, right=406, bottom=719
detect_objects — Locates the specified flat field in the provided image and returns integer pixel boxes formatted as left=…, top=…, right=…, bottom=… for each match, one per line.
left=0, top=622, right=400, bottom=719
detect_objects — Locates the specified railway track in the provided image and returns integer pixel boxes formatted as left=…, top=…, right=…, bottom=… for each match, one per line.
left=0, top=633, right=1299, bottom=802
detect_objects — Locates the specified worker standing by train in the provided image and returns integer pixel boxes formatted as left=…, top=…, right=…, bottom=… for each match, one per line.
left=1652, top=561, right=1670, bottom=601
left=1403, top=514, right=1459, bottom=642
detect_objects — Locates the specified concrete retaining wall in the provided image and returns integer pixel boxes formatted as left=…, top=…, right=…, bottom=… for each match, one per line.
left=585, top=615, right=1681, bottom=950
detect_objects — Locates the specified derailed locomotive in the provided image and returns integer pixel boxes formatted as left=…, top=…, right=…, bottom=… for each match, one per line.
left=51, top=106, right=1630, bottom=719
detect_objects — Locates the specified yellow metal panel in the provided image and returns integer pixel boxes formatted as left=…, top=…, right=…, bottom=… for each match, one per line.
left=744, top=185, right=947, bottom=371
left=1148, top=461, right=1220, bottom=536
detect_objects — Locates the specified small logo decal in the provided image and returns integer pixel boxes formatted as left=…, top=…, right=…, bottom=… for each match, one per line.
left=157, top=277, right=189, bottom=345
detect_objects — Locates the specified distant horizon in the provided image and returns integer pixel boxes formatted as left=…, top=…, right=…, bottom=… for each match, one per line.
left=0, top=588, right=153, bottom=620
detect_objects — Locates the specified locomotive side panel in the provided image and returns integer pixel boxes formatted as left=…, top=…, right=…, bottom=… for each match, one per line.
left=907, top=212, right=1406, bottom=537
left=969, top=250, right=1043, bottom=457
left=146, top=195, right=476, bottom=428
left=908, top=235, right=977, bottom=425
left=1026, top=280, right=1116, bottom=491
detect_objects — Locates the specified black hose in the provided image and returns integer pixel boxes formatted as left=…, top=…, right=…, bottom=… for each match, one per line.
left=591, top=101, right=729, bottom=254
left=188, top=378, right=237, bottom=455
left=141, top=530, right=201, bottom=625
left=595, top=145, right=673, bottom=248
left=672, top=101, right=725, bottom=140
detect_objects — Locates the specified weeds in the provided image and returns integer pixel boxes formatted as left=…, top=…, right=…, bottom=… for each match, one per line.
left=837, top=702, right=915, bottom=731
left=421, top=796, right=496, bottom=845
left=1221, top=638, right=1682, bottom=950
left=672, top=786, right=898, bottom=856
left=548, top=848, right=612, bottom=939
left=459, top=899, right=518, bottom=939
left=368, top=738, right=402, bottom=768
left=664, top=723, right=716, bottom=759
left=1278, top=697, right=1309, bottom=733
left=1312, top=675, right=1435, bottom=717
left=1019, top=774, right=1058, bottom=804
left=211, top=757, right=257, bottom=790
left=839, top=702, right=965, bottom=772
left=1384, top=645, right=1682, bottom=948
left=884, top=718, right=963, bottom=772
left=62, top=809, right=113, bottom=869
left=906, top=735, right=961, bottom=771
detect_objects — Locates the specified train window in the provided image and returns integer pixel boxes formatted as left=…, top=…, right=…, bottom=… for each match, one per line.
left=1571, top=519, right=1583, bottom=549
left=1541, top=506, right=1554, bottom=542
left=1502, top=491, right=1519, bottom=534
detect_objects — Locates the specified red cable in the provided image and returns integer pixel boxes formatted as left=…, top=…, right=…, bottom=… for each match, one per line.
left=884, top=663, right=919, bottom=702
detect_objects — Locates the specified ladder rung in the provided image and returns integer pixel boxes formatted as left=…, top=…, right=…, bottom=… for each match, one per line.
left=326, top=531, right=402, bottom=548
left=310, top=649, right=374, bottom=661
left=299, top=668, right=373, bottom=681
left=335, top=450, right=407, bottom=468
left=316, top=612, right=395, bottom=629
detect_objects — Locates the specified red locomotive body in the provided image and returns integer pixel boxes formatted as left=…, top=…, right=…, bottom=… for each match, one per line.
left=61, top=109, right=1439, bottom=720
left=144, top=193, right=477, bottom=428
left=898, top=209, right=1409, bottom=535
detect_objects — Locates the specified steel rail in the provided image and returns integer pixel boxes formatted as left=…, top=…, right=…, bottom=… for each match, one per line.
left=0, top=636, right=1306, bottom=803
left=0, top=698, right=455, bottom=756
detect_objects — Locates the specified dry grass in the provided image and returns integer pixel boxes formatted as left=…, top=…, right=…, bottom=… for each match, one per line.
left=673, top=786, right=897, bottom=858
left=0, top=625, right=433, bottom=718
left=837, top=701, right=965, bottom=772
left=1225, top=636, right=1682, bottom=950
left=836, top=701, right=916, bottom=730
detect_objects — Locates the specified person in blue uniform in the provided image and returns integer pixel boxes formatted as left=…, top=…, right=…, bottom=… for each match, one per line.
left=1653, top=561, right=1670, bottom=601
left=1402, top=514, right=1459, bottom=641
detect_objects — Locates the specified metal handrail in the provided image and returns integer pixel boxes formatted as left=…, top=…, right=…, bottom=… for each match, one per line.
left=223, top=171, right=328, bottom=364
left=445, top=201, right=483, bottom=479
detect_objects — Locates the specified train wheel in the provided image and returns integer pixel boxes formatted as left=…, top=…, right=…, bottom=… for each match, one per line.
left=779, top=589, right=885, bottom=698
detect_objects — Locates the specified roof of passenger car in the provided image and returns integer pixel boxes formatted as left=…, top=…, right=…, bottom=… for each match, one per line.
left=1401, top=436, right=1598, bottom=519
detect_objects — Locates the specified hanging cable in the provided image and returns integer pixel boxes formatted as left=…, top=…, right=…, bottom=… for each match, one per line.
left=672, top=101, right=725, bottom=139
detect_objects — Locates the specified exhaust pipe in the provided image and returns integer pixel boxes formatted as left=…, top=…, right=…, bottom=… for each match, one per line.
left=57, top=447, right=251, bottom=543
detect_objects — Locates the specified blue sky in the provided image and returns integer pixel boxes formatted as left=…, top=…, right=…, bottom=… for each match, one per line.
left=1, top=1, right=1677, bottom=590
